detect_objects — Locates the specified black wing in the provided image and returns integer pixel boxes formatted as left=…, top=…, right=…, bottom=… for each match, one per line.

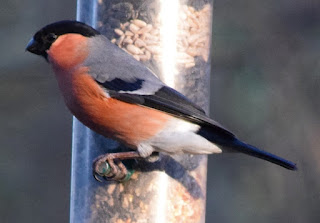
left=97, top=79, right=235, bottom=138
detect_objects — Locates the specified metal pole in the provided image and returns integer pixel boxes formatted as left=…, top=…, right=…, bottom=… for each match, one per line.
left=71, top=0, right=213, bottom=222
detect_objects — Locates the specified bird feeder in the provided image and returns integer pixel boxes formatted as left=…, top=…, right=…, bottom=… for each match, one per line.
left=71, top=0, right=213, bottom=222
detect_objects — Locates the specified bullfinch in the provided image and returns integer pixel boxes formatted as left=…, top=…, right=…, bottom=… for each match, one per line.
left=26, top=20, right=296, bottom=181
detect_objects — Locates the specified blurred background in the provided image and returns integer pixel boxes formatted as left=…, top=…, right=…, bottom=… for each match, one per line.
left=1, top=0, right=319, bottom=222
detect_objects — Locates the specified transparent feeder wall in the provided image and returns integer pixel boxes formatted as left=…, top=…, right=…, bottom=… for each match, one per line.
left=72, top=0, right=213, bottom=222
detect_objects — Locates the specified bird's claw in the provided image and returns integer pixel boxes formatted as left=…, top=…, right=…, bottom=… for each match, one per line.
left=93, top=158, right=134, bottom=182
left=93, top=161, right=111, bottom=182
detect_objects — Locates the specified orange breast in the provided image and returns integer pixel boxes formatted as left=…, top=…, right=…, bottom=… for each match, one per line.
left=47, top=34, right=89, bottom=70
left=56, top=69, right=171, bottom=147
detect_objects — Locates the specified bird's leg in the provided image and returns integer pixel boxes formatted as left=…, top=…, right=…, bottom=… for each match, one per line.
left=93, top=151, right=142, bottom=182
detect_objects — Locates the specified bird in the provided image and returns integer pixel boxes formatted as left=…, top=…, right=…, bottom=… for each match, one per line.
left=26, top=20, right=297, bottom=181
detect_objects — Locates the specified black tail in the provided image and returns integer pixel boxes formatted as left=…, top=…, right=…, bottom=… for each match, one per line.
left=197, top=127, right=297, bottom=170
left=232, top=139, right=297, bottom=170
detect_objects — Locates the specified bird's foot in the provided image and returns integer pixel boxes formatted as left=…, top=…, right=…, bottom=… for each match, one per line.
left=92, top=151, right=141, bottom=182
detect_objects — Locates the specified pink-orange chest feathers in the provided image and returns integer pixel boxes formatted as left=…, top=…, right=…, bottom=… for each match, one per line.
left=47, top=34, right=89, bottom=70
left=47, top=34, right=170, bottom=146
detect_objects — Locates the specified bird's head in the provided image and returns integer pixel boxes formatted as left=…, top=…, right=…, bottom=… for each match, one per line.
left=26, top=20, right=100, bottom=61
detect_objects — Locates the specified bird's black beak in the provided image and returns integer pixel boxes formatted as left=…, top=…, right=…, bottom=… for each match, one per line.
left=26, top=38, right=48, bottom=61
left=26, top=38, right=42, bottom=55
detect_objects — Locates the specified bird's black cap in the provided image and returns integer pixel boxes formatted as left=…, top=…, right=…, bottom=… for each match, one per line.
left=26, top=20, right=100, bottom=60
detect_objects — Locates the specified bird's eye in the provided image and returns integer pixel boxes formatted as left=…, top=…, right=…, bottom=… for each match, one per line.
left=47, top=33, right=57, bottom=42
